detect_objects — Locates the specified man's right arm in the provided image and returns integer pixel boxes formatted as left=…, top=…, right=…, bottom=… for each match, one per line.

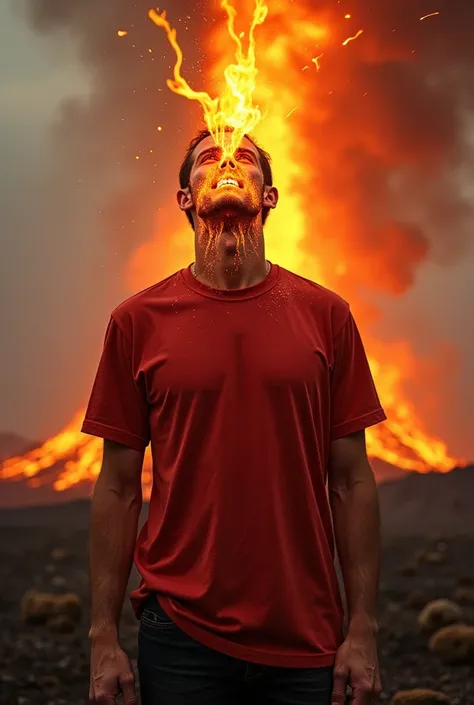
left=82, top=314, right=149, bottom=703
left=89, top=439, right=145, bottom=644
left=87, top=440, right=144, bottom=704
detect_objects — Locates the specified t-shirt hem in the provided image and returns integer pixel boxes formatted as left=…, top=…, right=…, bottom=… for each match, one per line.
left=81, top=419, right=148, bottom=452
left=156, top=595, right=338, bottom=668
left=331, top=408, right=387, bottom=441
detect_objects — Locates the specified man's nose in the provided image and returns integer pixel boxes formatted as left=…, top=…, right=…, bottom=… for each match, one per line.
left=219, top=157, right=236, bottom=169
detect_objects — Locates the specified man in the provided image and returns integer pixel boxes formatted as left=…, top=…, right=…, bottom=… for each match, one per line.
left=84, top=128, right=386, bottom=705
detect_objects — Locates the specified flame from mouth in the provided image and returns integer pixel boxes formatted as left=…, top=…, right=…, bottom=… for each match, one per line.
left=148, top=0, right=268, bottom=159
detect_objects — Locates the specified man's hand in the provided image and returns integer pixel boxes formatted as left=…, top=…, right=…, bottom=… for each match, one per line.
left=89, top=637, right=137, bottom=705
left=331, top=629, right=381, bottom=705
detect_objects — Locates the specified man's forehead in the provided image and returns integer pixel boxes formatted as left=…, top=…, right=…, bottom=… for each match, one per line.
left=192, top=135, right=259, bottom=161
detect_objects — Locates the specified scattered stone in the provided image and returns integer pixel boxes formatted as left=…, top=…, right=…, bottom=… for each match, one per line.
left=56, top=592, right=82, bottom=622
left=47, top=615, right=76, bottom=634
left=399, top=564, right=417, bottom=577
left=418, top=599, right=463, bottom=633
left=389, top=689, right=450, bottom=704
left=51, top=547, right=69, bottom=561
left=428, top=624, right=474, bottom=664
left=422, top=551, right=445, bottom=565
left=20, top=590, right=82, bottom=626
left=405, top=590, right=429, bottom=610
left=51, top=575, right=67, bottom=588
left=21, top=590, right=57, bottom=625
left=452, top=586, right=474, bottom=605
left=37, top=674, right=60, bottom=689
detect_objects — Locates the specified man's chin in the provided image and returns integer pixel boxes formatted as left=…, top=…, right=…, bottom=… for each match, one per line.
left=197, top=195, right=260, bottom=221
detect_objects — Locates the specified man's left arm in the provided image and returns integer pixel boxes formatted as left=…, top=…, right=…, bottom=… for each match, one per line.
left=327, top=307, right=386, bottom=704
left=329, top=429, right=380, bottom=636
left=328, top=429, right=382, bottom=705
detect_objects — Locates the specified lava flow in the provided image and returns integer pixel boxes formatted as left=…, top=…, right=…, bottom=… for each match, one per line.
left=0, top=0, right=465, bottom=498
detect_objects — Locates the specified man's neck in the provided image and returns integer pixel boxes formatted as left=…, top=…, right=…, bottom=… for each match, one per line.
left=194, top=221, right=268, bottom=290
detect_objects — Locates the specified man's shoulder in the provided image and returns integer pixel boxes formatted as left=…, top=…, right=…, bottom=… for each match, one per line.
left=110, top=269, right=184, bottom=327
left=279, top=266, right=350, bottom=313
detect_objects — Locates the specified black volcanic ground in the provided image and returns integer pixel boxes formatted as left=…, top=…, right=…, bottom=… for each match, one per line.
left=0, top=467, right=474, bottom=704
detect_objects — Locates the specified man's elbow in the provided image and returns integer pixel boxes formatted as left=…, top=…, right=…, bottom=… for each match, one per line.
left=328, top=459, right=377, bottom=505
left=94, top=440, right=145, bottom=501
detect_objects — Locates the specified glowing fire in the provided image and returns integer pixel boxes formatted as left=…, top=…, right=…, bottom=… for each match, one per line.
left=0, top=1, right=464, bottom=497
left=148, top=0, right=268, bottom=158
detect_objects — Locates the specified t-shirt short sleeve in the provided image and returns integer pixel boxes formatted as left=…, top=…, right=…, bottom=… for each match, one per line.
left=330, top=311, right=386, bottom=441
left=81, top=315, right=150, bottom=451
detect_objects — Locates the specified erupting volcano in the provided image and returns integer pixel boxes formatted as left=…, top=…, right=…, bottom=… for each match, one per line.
left=1, top=0, right=471, bottom=500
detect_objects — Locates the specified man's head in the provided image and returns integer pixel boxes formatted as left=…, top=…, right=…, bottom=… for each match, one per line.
left=177, top=129, right=278, bottom=229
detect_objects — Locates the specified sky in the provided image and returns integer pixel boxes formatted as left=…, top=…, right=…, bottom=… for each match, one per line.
left=0, top=2, right=115, bottom=443
left=0, top=0, right=196, bottom=445
left=0, top=0, right=473, bottom=461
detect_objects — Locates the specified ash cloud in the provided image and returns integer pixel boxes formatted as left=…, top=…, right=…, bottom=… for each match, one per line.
left=24, top=0, right=206, bottom=258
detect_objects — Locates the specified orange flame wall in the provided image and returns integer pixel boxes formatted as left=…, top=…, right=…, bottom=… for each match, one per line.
left=0, top=0, right=466, bottom=496
left=205, top=0, right=459, bottom=473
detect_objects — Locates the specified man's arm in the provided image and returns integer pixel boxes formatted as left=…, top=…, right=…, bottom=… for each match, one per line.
left=328, top=429, right=380, bottom=635
left=89, top=439, right=145, bottom=643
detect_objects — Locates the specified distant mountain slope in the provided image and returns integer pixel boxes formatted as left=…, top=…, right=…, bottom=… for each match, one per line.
left=0, top=465, right=472, bottom=536
left=0, top=431, right=410, bottom=508
left=0, top=431, right=38, bottom=463
left=378, top=464, right=474, bottom=537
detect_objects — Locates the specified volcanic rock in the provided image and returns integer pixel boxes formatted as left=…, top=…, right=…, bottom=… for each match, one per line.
left=428, top=624, right=474, bottom=664
left=399, top=563, right=417, bottom=577
left=21, top=590, right=82, bottom=625
left=452, top=587, right=474, bottom=605
left=47, top=615, right=76, bottom=634
left=37, top=674, right=60, bottom=689
left=421, top=551, right=445, bottom=565
left=389, top=690, right=450, bottom=704
left=51, top=547, right=69, bottom=561
left=21, top=590, right=57, bottom=625
left=405, top=590, right=430, bottom=610
left=418, top=600, right=463, bottom=632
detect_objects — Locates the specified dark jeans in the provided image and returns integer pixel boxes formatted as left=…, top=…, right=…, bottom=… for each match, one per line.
left=137, top=594, right=334, bottom=705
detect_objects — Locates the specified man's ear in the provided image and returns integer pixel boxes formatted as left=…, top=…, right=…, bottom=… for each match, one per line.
left=177, top=187, right=194, bottom=212
left=263, top=185, right=279, bottom=210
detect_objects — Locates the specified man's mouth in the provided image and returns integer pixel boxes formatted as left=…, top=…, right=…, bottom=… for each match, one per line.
left=214, top=177, right=242, bottom=189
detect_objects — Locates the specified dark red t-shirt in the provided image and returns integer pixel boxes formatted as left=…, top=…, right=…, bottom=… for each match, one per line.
left=82, top=263, right=386, bottom=668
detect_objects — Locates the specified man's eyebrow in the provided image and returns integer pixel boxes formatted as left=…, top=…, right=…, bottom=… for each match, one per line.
left=196, top=146, right=222, bottom=161
left=234, top=147, right=257, bottom=159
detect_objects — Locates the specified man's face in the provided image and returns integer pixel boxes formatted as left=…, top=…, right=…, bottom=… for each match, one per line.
left=178, top=135, right=278, bottom=224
